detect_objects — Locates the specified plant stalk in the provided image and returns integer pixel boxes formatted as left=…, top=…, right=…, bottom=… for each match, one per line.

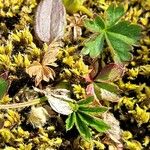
left=0, top=97, right=47, bottom=109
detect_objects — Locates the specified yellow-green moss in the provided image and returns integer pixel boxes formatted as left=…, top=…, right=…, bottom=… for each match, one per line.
left=0, top=0, right=150, bottom=149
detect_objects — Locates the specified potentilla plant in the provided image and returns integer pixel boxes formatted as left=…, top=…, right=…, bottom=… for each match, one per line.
left=0, top=1, right=141, bottom=142
left=81, top=5, right=141, bottom=63
left=0, top=81, right=110, bottom=141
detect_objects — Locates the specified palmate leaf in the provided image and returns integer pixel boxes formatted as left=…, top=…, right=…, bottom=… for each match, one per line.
left=26, top=48, right=58, bottom=86
left=65, top=96, right=109, bottom=140
left=81, top=4, right=141, bottom=62
left=106, top=21, right=141, bottom=62
left=0, top=78, right=8, bottom=99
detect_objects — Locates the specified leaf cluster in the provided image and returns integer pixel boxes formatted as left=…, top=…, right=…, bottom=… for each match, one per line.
left=82, top=5, right=141, bottom=63
left=66, top=96, right=110, bottom=141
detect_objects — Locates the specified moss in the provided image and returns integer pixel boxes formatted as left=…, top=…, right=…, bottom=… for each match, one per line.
left=0, top=0, right=150, bottom=149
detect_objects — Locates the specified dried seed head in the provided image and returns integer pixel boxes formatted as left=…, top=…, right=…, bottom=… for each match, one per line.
left=28, top=106, right=49, bottom=128
left=34, top=0, right=66, bottom=43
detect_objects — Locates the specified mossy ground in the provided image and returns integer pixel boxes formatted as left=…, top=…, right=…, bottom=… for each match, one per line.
left=0, top=0, right=149, bottom=149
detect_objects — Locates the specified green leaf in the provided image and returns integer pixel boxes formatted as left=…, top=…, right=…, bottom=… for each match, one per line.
left=82, top=4, right=141, bottom=62
left=108, top=21, right=141, bottom=42
left=66, top=112, right=76, bottom=131
left=79, top=106, right=108, bottom=114
left=84, top=16, right=105, bottom=32
left=75, top=112, right=92, bottom=141
left=81, top=33, right=105, bottom=58
left=0, top=78, right=8, bottom=100
left=106, top=4, right=124, bottom=26
left=105, top=32, right=133, bottom=62
left=105, top=21, right=142, bottom=62
left=95, top=63, right=124, bottom=82
left=78, top=111, right=110, bottom=132
left=77, top=96, right=94, bottom=106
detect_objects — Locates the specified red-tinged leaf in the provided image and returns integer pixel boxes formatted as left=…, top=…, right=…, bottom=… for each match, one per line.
left=86, top=84, right=101, bottom=105
left=86, top=84, right=95, bottom=96
left=95, top=63, right=125, bottom=82
left=89, top=60, right=99, bottom=80
left=84, top=73, right=93, bottom=83
left=0, top=71, right=9, bottom=80
left=92, top=83, right=102, bottom=100
left=94, top=82, right=120, bottom=102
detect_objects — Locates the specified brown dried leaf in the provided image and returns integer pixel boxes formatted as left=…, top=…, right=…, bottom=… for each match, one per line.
left=65, top=14, right=86, bottom=41
left=26, top=62, right=55, bottom=86
left=35, top=0, right=66, bottom=43
left=43, top=105, right=57, bottom=117
left=103, top=113, right=122, bottom=146
left=42, top=45, right=58, bottom=66
left=26, top=48, right=58, bottom=86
